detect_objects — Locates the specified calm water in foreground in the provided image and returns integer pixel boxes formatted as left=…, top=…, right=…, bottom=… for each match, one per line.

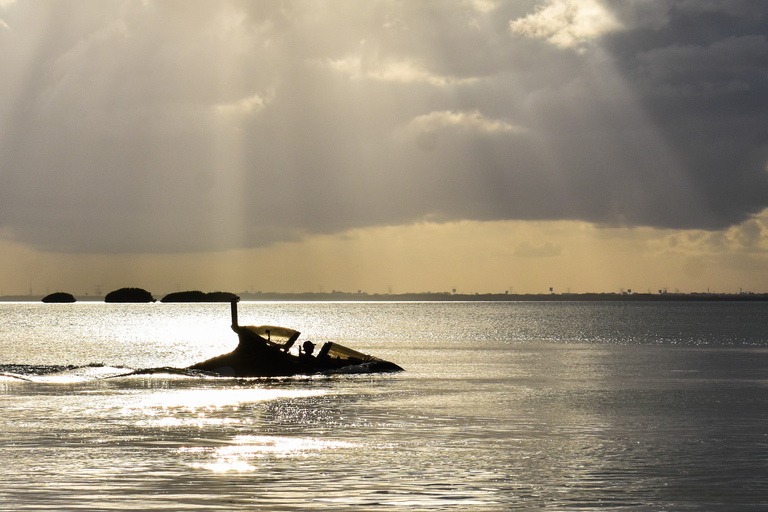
left=0, top=301, right=767, bottom=511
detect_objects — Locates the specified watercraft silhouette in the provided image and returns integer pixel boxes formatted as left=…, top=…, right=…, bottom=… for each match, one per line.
left=189, top=300, right=403, bottom=377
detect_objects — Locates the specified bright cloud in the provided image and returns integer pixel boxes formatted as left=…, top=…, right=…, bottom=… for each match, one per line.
left=510, top=0, right=622, bottom=48
left=406, top=110, right=525, bottom=135
left=324, top=55, right=475, bottom=87
left=466, top=0, right=499, bottom=14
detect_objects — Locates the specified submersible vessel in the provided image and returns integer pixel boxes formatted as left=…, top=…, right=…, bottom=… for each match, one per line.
left=189, top=300, right=403, bottom=377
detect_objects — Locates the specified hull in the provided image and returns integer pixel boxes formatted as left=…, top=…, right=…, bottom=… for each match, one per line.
left=190, top=343, right=316, bottom=377
left=189, top=343, right=403, bottom=377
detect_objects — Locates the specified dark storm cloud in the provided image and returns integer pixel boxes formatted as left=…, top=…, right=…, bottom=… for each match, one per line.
left=603, top=0, right=768, bottom=227
left=0, top=0, right=766, bottom=253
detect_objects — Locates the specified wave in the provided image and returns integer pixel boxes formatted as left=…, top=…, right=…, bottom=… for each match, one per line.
left=0, top=362, right=395, bottom=383
left=0, top=363, right=216, bottom=383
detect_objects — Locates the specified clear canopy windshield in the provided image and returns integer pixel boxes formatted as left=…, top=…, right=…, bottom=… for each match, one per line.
left=319, top=342, right=376, bottom=363
left=244, top=325, right=300, bottom=345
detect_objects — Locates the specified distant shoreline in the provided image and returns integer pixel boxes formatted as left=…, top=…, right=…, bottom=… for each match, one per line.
left=2, top=291, right=767, bottom=302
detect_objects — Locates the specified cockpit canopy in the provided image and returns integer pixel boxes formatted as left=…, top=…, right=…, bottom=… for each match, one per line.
left=317, top=342, right=376, bottom=364
left=239, top=324, right=379, bottom=364
left=243, top=325, right=300, bottom=350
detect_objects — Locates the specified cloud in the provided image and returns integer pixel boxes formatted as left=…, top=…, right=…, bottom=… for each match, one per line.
left=405, top=110, right=525, bottom=135
left=465, top=0, right=499, bottom=14
left=649, top=209, right=768, bottom=259
left=634, top=35, right=768, bottom=97
left=214, top=91, right=272, bottom=117
left=399, top=109, right=526, bottom=152
left=513, top=240, right=562, bottom=258
left=0, top=1, right=767, bottom=254
left=510, top=0, right=622, bottom=49
left=323, top=55, right=476, bottom=87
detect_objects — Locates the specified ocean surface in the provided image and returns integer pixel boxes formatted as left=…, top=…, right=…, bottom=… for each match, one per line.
left=1, top=300, right=767, bottom=511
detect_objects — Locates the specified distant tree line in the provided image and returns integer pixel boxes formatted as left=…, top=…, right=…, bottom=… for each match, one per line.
left=41, top=288, right=239, bottom=303
left=39, top=288, right=768, bottom=303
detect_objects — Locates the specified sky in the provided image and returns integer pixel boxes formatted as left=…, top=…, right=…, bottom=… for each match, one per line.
left=1, top=0, right=768, bottom=297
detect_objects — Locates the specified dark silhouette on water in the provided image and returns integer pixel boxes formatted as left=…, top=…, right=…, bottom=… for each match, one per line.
left=189, top=299, right=403, bottom=377
left=161, top=290, right=239, bottom=303
left=41, top=292, right=76, bottom=303
left=104, top=287, right=155, bottom=303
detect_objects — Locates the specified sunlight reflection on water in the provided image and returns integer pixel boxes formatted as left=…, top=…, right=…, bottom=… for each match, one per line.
left=2, top=302, right=768, bottom=511
left=132, top=387, right=328, bottom=431
left=182, top=435, right=359, bottom=473
left=134, top=386, right=327, bottom=411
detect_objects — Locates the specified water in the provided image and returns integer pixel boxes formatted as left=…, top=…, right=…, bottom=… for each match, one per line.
left=1, top=301, right=767, bottom=511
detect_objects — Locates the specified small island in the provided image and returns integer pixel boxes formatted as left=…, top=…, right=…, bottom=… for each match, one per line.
left=41, top=292, right=76, bottom=303
left=104, top=287, right=155, bottom=303
left=161, top=291, right=239, bottom=303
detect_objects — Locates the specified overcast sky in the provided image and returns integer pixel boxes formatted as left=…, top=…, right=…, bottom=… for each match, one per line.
left=1, top=1, right=767, bottom=295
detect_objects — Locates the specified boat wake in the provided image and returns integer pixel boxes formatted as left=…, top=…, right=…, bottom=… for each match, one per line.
left=0, top=362, right=399, bottom=383
left=0, top=363, right=218, bottom=383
